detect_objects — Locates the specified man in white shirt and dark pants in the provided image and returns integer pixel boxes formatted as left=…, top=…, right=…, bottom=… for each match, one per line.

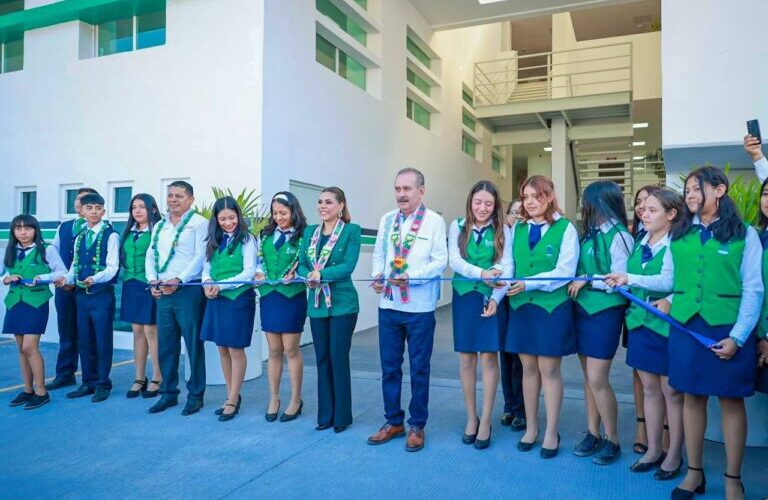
left=146, top=181, right=209, bottom=416
left=366, top=168, right=448, bottom=452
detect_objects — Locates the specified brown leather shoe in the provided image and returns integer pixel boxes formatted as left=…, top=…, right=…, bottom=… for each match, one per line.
left=367, top=423, right=406, bottom=445
left=406, top=427, right=425, bottom=452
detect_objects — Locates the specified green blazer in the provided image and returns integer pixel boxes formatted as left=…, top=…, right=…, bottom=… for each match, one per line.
left=298, top=222, right=361, bottom=318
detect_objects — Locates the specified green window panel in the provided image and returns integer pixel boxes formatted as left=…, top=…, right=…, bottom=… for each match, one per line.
left=462, top=136, right=476, bottom=158
left=407, top=98, right=430, bottom=130
left=462, top=112, right=476, bottom=132
left=2, top=37, right=22, bottom=73
left=406, top=36, right=430, bottom=69
left=462, top=89, right=474, bottom=107
left=65, top=189, right=79, bottom=215
left=407, top=67, right=430, bottom=96
left=353, top=0, right=367, bottom=9
left=492, top=155, right=502, bottom=173
left=136, top=8, right=165, bottom=50
left=0, top=0, right=23, bottom=16
left=315, top=33, right=336, bottom=71
left=21, top=191, right=36, bottom=215
left=316, top=33, right=366, bottom=90
left=316, top=0, right=366, bottom=46
left=98, top=17, right=132, bottom=56
left=339, top=50, right=366, bottom=90
left=114, top=186, right=133, bottom=213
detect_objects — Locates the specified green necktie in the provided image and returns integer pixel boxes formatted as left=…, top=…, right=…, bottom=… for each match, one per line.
left=86, top=229, right=94, bottom=247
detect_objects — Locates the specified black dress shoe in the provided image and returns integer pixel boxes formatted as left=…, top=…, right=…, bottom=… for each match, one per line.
left=593, top=439, right=621, bottom=465
left=66, top=385, right=95, bottom=399
left=215, top=395, right=241, bottom=416
left=45, top=375, right=76, bottom=391
left=315, top=423, right=332, bottom=431
left=218, top=402, right=239, bottom=422
left=462, top=416, right=479, bottom=445
left=630, top=452, right=666, bottom=473
left=279, top=400, right=303, bottom=422
left=9, top=391, right=34, bottom=407
left=474, top=425, right=492, bottom=450
left=653, top=459, right=682, bottom=480
left=510, top=417, right=527, bottom=432
left=670, top=466, right=706, bottom=499
left=500, top=413, right=513, bottom=426
left=540, top=434, right=560, bottom=459
left=333, top=425, right=348, bottom=433
left=573, top=431, right=602, bottom=457
left=148, top=397, right=178, bottom=414
left=142, top=380, right=161, bottom=399
left=265, top=400, right=280, bottom=422
left=517, top=431, right=539, bottom=452
left=181, top=398, right=204, bottom=416
left=126, top=378, right=148, bottom=399
left=91, top=388, right=111, bottom=403
left=24, top=393, right=50, bottom=410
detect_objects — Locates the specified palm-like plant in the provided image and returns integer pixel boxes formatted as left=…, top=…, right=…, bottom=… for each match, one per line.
left=195, top=187, right=271, bottom=234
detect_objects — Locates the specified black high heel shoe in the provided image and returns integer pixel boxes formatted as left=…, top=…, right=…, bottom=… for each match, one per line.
left=633, top=417, right=648, bottom=454
left=218, top=401, right=239, bottom=422
left=142, top=380, right=161, bottom=399
left=126, top=378, right=147, bottom=399
left=540, top=433, right=561, bottom=459
left=654, top=458, right=682, bottom=481
left=723, top=473, right=745, bottom=494
left=517, top=430, right=539, bottom=452
left=670, top=466, right=706, bottom=499
left=474, top=424, right=492, bottom=450
left=462, top=416, right=480, bottom=445
left=215, top=395, right=241, bottom=416
left=279, top=400, right=303, bottom=422
left=265, top=400, right=280, bottom=422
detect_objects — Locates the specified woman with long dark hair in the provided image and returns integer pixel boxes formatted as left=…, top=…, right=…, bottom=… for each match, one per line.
left=449, top=181, right=510, bottom=449
left=756, top=177, right=768, bottom=394
left=568, top=181, right=634, bottom=465
left=254, top=192, right=308, bottom=422
left=2, top=214, right=67, bottom=409
left=200, top=196, right=257, bottom=421
left=120, top=193, right=163, bottom=399
left=667, top=166, right=761, bottom=499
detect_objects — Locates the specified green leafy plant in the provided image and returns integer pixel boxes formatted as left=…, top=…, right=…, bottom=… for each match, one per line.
left=195, top=187, right=270, bottom=234
left=678, top=164, right=761, bottom=227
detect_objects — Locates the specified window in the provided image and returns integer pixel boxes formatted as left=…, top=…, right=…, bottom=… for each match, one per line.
left=65, top=189, right=79, bottom=215
left=462, top=136, right=476, bottom=159
left=407, top=98, right=430, bottom=130
left=492, top=155, right=502, bottom=173
left=113, top=186, right=133, bottom=214
left=21, top=191, right=36, bottom=215
left=462, top=89, right=474, bottom=107
left=407, top=67, right=430, bottom=96
left=353, top=0, right=367, bottom=8
left=0, top=0, right=23, bottom=16
left=316, top=0, right=366, bottom=45
left=1, top=37, right=23, bottom=74
left=315, top=33, right=366, bottom=90
left=462, top=112, right=476, bottom=132
left=407, top=36, right=430, bottom=68
left=97, top=7, right=166, bottom=57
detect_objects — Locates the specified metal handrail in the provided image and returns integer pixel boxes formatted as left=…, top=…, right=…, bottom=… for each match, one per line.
left=476, top=42, right=632, bottom=64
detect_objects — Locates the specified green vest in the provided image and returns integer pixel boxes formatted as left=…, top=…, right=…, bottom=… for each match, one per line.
left=575, top=225, right=629, bottom=314
left=757, top=242, right=768, bottom=339
left=508, top=218, right=571, bottom=312
left=122, top=231, right=151, bottom=282
left=452, top=219, right=496, bottom=297
left=624, top=242, right=670, bottom=336
left=4, top=246, right=53, bottom=309
left=258, top=235, right=305, bottom=298
left=209, top=241, right=251, bottom=300
left=670, top=227, right=745, bottom=326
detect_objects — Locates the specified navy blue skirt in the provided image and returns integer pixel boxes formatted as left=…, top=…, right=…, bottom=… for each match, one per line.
left=3, top=301, right=49, bottom=335
left=259, top=291, right=307, bottom=334
left=626, top=326, right=669, bottom=376
left=757, top=366, right=768, bottom=394
left=120, top=279, right=157, bottom=325
left=668, top=315, right=756, bottom=398
left=452, top=290, right=500, bottom=353
left=505, top=300, right=575, bottom=357
left=201, top=288, right=256, bottom=348
left=574, top=304, right=624, bottom=360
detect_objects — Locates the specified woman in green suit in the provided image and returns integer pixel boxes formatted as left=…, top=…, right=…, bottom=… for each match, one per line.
left=298, top=186, right=361, bottom=434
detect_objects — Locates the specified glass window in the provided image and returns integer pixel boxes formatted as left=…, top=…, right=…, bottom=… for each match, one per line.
left=98, top=17, right=133, bottom=57
left=65, top=189, right=79, bottom=215
left=0, top=0, right=23, bottom=16
left=137, top=9, right=166, bottom=50
left=339, top=51, right=366, bottom=90
left=114, top=186, right=133, bottom=213
left=462, top=112, right=476, bottom=132
left=21, top=191, right=36, bottom=215
left=407, top=67, right=430, bottom=96
left=492, top=155, right=502, bottom=173
left=462, top=136, right=476, bottom=159
left=407, top=98, right=430, bottom=130
left=316, top=33, right=336, bottom=71
left=407, top=36, right=430, bottom=68
left=353, top=0, right=367, bottom=9
left=2, top=38, right=23, bottom=73
left=316, top=33, right=365, bottom=90
left=462, top=89, right=474, bottom=107
left=316, top=0, right=366, bottom=45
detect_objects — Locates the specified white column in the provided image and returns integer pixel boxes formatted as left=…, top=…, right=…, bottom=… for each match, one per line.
left=550, top=117, right=577, bottom=217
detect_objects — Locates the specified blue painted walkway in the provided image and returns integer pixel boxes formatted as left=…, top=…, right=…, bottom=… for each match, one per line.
left=1, top=329, right=767, bottom=499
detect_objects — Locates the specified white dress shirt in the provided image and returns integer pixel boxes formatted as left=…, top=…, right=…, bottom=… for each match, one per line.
left=448, top=219, right=511, bottom=305
left=202, top=233, right=258, bottom=291
left=63, top=221, right=120, bottom=284
left=145, top=209, right=209, bottom=283
left=626, top=232, right=674, bottom=292
left=0, top=245, right=68, bottom=282
left=755, top=156, right=768, bottom=183
left=589, top=219, right=635, bottom=291
left=509, top=213, right=580, bottom=292
left=371, top=207, right=448, bottom=313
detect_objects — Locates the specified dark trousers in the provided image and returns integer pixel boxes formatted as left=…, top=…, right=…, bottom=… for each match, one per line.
left=310, top=313, right=358, bottom=427
left=54, top=287, right=79, bottom=378
left=157, top=286, right=206, bottom=400
left=378, top=308, right=436, bottom=429
left=75, top=289, right=115, bottom=389
left=497, top=300, right=525, bottom=417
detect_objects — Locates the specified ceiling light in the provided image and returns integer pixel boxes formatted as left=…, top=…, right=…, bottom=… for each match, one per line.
left=543, top=146, right=552, bottom=152
left=632, top=141, right=646, bottom=147
left=633, top=122, right=648, bottom=129
left=633, top=156, right=645, bottom=160
left=478, top=0, right=507, bottom=4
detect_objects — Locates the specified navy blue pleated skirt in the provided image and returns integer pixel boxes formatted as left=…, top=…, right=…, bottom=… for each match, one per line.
left=574, top=304, right=624, bottom=360
left=668, top=315, right=756, bottom=398
left=626, top=326, right=669, bottom=376
left=505, top=300, right=575, bottom=357
left=451, top=290, right=500, bottom=353
left=120, top=279, right=157, bottom=325
left=3, top=301, right=49, bottom=335
left=201, top=288, right=256, bottom=348
left=496, top=297, right=510, bottom=346
left=259, top=291, right=307, bottom=334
